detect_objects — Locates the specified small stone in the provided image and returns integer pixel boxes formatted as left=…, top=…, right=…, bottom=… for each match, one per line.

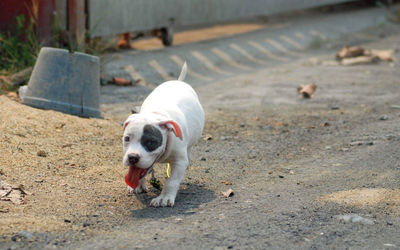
left=175, top=217, right=183, bottom=222
left=350, top=141, right=364, bottom=146
left=264, top=125, right=276, bottom=130
left=335, top=214, right=374, bottom=225
left=37, top=150, right=47, bottom=157
left=240, top=123, right=246, bottom=128
left=248, top=153, right=257, bottom=159
left=330, top=105, right=340, bottom=110
left=380, top=115, right=389, bottom=120
left=200, top=157, right=206, bottom=161
left=18, top=231, right=34, bottom=239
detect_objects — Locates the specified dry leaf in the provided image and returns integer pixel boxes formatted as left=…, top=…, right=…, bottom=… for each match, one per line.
left=297, top=83, right=317, bottom=98
left=336, top=46, right=365, bottom=59
left=203, top=134, right=213, bottom=141
left=0, top=207, right=9, bottom=213
left=0, top=181, right=30, bottom=205
left=222, top=188, right=234, bottom=198
left=369, top=49, right=395, bottom=62
left=222, top=180, right=232, bottom=185
left=340, top=56, right=379, bottom=66
left=112, top=77, right=132, bottom=86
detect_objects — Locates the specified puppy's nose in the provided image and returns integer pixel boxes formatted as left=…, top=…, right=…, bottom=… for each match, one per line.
left=128, top=154, right=140, bottom=165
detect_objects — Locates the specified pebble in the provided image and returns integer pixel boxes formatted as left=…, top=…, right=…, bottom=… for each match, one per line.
left=335, top=214, right=374, bottom=225
left=330, top=105, right=340, bottom=110
left=37, top=150, right=47, bottom=157
left=380, top=115, right=389, bottom=120
left=248, top=153, right=257, bottom=159
left=11, top=231, right=34, bottom=241
left=383, top=243, right=396, bottom=247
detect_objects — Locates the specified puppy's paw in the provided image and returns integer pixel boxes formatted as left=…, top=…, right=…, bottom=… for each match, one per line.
left=127, top=186, right=135, bottom=194
left=126, top=183, right=148, bottom=194
left=150, top=194, right=176, bottom=207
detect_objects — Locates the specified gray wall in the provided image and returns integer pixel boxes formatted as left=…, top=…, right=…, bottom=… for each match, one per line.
left=88, top=0, right=353, bottom=37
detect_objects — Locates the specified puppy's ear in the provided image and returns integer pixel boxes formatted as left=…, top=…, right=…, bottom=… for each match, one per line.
left=159, top=120, right=183, bottom=140
left=123, top=121, right=129, bottom=131
left=123, top=114, right=138, bottom=131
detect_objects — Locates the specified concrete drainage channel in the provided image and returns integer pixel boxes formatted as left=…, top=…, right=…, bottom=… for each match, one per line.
left=100, top=5, right=388, bottom=106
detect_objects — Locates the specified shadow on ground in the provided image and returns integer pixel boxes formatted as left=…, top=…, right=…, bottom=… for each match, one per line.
left=130, top=184, right=215, bottom=219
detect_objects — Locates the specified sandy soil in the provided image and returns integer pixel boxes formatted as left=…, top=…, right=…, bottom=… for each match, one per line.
left=0, top=96, right=131, bottom=236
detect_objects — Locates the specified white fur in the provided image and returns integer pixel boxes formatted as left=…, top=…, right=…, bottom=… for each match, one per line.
left=122, top=62, right=204, bottom=207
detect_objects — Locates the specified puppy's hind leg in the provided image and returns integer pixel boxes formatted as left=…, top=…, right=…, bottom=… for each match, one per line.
left=150, top=157, right=189, bottom=207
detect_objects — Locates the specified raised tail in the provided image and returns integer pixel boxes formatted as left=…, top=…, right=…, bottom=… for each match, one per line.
left=177, top=61, right=187, bottom=81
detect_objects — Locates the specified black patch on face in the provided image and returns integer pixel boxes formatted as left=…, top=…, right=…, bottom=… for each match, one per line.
left=141, top=124, right=163, bottom=152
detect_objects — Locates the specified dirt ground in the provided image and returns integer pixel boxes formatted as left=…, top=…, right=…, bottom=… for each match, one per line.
left=1, top=18, right=400, bottom=250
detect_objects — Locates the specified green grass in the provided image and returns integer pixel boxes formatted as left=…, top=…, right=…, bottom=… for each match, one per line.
left=0, top=15, right=39, bottom=75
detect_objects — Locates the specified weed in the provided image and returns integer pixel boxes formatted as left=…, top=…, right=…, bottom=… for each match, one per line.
left=0, top=15, right=40, bottom=75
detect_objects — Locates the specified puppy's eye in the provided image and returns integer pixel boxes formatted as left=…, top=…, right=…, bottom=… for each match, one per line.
left=124, top=136, right=130, bottom=142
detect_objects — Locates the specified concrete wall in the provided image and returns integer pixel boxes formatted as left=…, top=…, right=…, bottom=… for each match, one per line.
left=88, top=0, right=353, bottom=38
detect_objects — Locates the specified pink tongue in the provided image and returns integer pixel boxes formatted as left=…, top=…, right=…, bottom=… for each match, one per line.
left=125, top=166, right=147, bottom=189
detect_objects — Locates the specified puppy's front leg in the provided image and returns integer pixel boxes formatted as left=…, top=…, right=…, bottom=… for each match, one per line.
left=150, top=158, right=188, bottom=207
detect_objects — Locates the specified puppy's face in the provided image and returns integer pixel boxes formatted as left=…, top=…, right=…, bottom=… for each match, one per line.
left=122, top=113, right=182, bottom=189
left=122, top=115, right=166, bottom=170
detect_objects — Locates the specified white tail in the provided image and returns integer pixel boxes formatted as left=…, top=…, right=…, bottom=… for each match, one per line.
left=177, top=61, right=187, bottom=81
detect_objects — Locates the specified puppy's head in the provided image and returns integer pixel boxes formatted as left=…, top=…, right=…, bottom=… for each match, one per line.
left=122, top=113, right=182, bottom=189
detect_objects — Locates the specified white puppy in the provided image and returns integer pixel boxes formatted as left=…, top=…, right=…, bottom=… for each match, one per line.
left=122, top=62, right=204, bottom=207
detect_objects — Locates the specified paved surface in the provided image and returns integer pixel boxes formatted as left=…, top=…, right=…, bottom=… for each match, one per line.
left=100, top=5, right=386, bottom=109
left=2, top=4, right=400, bottom=250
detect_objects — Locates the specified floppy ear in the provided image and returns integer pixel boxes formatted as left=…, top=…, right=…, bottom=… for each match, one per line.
left=123, top=121, right=129, bottom=131
left=123, top=114, right=138, bottom=131
left=159, top=120, right=183, bottom=140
